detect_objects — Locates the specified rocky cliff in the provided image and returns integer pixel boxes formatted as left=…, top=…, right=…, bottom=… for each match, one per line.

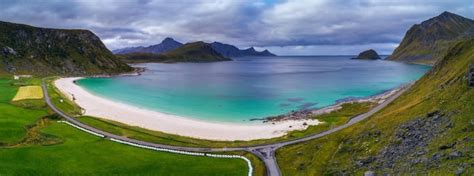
left=388, top=11, right=474, bottom=65
left=0, top=21, right=132, bottom=75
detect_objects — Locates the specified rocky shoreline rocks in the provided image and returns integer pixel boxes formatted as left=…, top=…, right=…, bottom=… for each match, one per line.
left=256, top=85, right=405, bottom=123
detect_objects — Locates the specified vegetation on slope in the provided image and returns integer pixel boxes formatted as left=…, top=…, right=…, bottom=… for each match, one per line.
left=0, top=21, right=132, bottom=75
left=277, top=39, right=474, bottom=175
left=118, top=42, right=231, bottom=63
left=388, top=11, right=474, bottom=65
left=0, top=76, right=249, bottom=175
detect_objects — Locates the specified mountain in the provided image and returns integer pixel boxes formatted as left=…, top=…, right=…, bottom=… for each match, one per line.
left=0, top=21, right=132, bottom=75
left=118, top=42, right=231, bottom=63
left=115, top=39, right=275, bottom=57
left=352, top=49, right=381, bottom=60
left=210, top=42, right=276, bottom=57
left=388, top=11, right=474, bottom=65
left=279, top=38, right=474, bottom=175
left=113, top=37, right=183, bottom=54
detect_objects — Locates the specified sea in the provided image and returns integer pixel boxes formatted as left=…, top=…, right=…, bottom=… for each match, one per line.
left=76, top=56, right=431, bottom=123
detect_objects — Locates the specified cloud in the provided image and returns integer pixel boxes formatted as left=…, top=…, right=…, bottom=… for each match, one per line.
left=0, top=0, right=473, bottom=54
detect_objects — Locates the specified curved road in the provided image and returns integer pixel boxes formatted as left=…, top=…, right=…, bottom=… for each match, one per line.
left=42, top=80, right=411, bottom=176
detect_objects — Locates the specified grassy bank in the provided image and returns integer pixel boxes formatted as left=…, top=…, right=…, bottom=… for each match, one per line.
left=276, top=39, right=474, bottom=175
left=0, top=76, right=249, bottom=175
left=46, top=76, right=375, bottom=148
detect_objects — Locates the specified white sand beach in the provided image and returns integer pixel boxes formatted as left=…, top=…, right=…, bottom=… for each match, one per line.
left=54, top=77, right=322, bottom=141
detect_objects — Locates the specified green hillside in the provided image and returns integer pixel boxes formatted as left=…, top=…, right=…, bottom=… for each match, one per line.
left=0, top=76, right=248, bottom=175
left=388, top=11, right=474, bottom=65
left=0, top=21, right=132, bottom=75
left=277, top=39, right=474, bottom=175
left=118, top=42, right=231, bottom=63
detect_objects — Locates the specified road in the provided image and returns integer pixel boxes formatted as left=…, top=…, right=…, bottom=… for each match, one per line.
left=42, top=80, right=411, bottom=176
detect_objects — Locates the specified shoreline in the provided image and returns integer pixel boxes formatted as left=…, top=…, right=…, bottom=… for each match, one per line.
left=258, top=85, right=406, bottom=123
left=54, top=77, right=322, bottom=141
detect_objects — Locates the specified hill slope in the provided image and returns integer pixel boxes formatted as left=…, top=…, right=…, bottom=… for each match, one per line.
left=387, top=11, right=474, bottom=65
left=0, top=21, right=132, bottom=75
left=278, top=39, right=474, bottom=175
left=118, top=42, right=231, bottom=63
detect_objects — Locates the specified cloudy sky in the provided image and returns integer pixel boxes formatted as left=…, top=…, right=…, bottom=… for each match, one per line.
left=1, top=0, right=473, bottom=55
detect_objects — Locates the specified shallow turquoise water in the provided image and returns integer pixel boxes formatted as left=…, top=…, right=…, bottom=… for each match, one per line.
left=77, top=56, right=431, bottom=123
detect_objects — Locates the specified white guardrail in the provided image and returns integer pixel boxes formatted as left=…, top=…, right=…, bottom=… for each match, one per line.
left=58, top=121, right=253, bottom=176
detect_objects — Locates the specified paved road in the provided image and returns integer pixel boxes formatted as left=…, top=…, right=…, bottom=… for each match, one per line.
left=42, top=79, right=411, bottom=176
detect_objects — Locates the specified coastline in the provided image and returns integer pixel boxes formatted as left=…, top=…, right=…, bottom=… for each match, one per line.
left=54, top=77, right=322, bottom=141
left=260, top=84, right=407, bottom=122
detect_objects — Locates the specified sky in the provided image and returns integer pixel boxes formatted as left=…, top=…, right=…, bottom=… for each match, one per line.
left=1, top=0, right=473, bottom=55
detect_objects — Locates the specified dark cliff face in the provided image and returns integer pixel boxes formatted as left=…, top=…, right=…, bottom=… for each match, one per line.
left=353, top=49, right=381, bottom=60
left=0, top=21, right=132, bottom=75
left=388, top=11, right=474, bottom=65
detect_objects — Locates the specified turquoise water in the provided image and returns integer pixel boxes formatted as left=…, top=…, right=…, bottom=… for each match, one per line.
left=77, top=56, right=431, bottom=123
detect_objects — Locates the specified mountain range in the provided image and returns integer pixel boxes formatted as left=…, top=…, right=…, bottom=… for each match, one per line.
left=0, top=21, right=132, bottom=75
left=388, top=11, right=474, bottom=65
left=117, top=42, right=231, bottom=63
left=113, top=38, right=276, bottom=57
left=113, top=37, right=183, bottom=55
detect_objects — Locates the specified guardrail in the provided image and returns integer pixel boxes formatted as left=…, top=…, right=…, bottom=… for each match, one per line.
left=58, top=121, right=253, bottom=176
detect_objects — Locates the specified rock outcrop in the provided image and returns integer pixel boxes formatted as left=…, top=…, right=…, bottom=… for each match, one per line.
left=353, top=49, right=381, bottom=60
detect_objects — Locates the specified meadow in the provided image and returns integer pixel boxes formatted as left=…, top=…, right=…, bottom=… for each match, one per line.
left=0, top=76, right=249, bottom=175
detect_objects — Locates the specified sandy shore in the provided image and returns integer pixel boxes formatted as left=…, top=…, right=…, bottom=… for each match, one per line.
left=54, top=77, right=321, bottom=141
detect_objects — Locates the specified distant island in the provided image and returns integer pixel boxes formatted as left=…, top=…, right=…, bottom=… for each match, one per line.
left=113, top=37, right=276, bottom=58
left=117, top=42, right=231, bottom=63
left=352, top=49, right=381, bottom=60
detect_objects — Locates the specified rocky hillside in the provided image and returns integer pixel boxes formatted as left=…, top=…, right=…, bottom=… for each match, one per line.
left=278, top=39, right=474, bottom=175
left=118, top=42, right=231, bottom=63
left=113, top=37, right=183, bottom=54
left=210, top=42, right=276, bottom=57
left=0, top=21, right=132, bottom=75
left=352, top=49, right=381, bottom=60
left=388, top=11, right=474, bottom=65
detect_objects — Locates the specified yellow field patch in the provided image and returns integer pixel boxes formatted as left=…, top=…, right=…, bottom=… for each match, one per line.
left=12, top=86, right=44, bottom=101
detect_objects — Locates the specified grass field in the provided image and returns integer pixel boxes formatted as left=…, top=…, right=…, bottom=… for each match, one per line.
left=276, top=39, right=474, bottom=175
left=11, top=86, right=43, bottom=101
left=0, top=76, right=250, bottom=175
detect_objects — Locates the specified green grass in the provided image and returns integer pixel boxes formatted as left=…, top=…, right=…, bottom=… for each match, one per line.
left=0, top=77, right=48, bottom=144
left=44, top=77, right=83, bottom=116
left=276, top=39, right=474, bottom=175
left=0, top=76, right=251, bottom=175
left=0, top=121, right=247, bottom=175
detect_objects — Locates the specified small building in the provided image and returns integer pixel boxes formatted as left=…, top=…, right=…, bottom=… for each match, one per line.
left=13, top=75, right=32, bottom=80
